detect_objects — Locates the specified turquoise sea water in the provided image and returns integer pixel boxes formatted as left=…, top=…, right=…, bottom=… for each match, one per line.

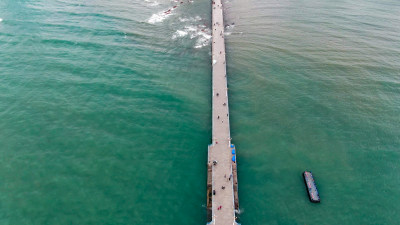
left=0, top=0, right=399, bottom=224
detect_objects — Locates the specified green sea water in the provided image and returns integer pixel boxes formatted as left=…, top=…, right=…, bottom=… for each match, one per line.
left=0, top=0, right=399, bottom=224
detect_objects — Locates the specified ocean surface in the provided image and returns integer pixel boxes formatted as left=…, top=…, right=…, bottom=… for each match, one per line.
left=0, top=0, right=399, bottom=224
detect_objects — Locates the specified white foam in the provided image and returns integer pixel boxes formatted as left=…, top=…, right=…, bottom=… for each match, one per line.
left=178, top=17, right=189, bottom=22
left=172, top=24, right=211, bottom=48
left=148, top=9, right=174, bottom=24
left=224, top=24, right=235, bottom=36
left=179, top=16, right=202, bottom=23
left=194, top=32, right=212, bottom=49
left=172, top=30, right=188, bottom=39
left=0, top=18, right=3, bottom=23
left=145, top=0, right=159, bottom=6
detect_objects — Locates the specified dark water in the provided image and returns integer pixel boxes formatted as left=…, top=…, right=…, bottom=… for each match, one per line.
left=0, top=0, right=399, bottom=224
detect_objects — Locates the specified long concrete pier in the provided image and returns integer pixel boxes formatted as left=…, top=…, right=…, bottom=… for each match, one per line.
left=206, top=0, right=239, bottom=224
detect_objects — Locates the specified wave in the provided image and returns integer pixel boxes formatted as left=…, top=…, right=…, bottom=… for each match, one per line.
left=148, top=9, right=175, bottom=24
left=172, top=24, right=212, bottom=49
left=178, top=16, right=202, bottom=23
left=148, top=0, right=195, bottom=24
left=145, top=0, right=159, bottom=7
left=194, top=32, right=212, bottom=49
left=224, top=23, right=235, bottom=36
left=0, top=18, right=3, bottom=23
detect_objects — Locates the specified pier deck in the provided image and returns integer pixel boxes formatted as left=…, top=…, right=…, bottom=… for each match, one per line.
left=207, top=0, right=239, bottom=224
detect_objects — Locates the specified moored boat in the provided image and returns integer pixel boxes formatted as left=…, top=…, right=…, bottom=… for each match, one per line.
left=303, top=171, right=320, bottom=203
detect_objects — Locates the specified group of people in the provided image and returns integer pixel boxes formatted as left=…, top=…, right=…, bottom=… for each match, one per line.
left=212, top=173, right=234, bottom=211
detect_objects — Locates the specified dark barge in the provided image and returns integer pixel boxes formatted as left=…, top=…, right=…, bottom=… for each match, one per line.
left=303, top=171, right=320, bottom=203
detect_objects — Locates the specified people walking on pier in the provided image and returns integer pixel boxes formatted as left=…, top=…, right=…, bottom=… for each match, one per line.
left=207, top=0, right=240, bottom=221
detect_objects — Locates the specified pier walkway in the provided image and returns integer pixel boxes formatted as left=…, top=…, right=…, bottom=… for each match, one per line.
left=207, top=0, right=239, bottom=225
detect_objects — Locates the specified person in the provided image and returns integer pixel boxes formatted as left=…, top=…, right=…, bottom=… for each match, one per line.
left=222, top=186, right=225, bottom=189
left=217, top=116, right=220, bottom=119
left=216, top=93, right=219, bottom=96
left=213, top=190, right=216, bottom=195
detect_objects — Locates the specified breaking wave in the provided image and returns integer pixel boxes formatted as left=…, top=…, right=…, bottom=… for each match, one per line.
left=172, top=24, right=211, bottom=49
left=148, top=9, right=174, bottom=24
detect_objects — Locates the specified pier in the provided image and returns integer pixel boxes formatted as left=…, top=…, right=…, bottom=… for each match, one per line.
left=207, top=0, right=239, bottom=225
